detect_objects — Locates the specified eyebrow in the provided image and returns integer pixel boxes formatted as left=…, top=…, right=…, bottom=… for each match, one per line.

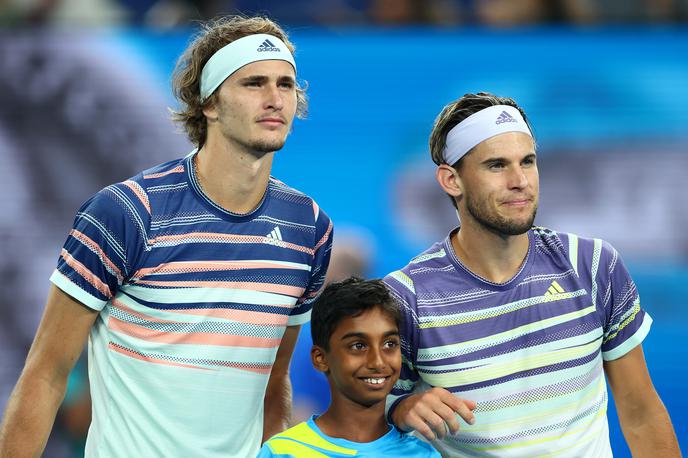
left=237, top=75, right=295, bottom=84
left=480, top=152, right=536, bottom=165
left=340, top=330, right=400, bottom=340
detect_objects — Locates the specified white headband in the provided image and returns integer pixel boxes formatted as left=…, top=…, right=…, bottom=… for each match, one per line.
left=442, top=105, right=532, bottom=165
left=200, top=33, right=296, bottom=102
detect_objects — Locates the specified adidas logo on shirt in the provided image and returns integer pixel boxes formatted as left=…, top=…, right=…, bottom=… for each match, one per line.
left=257, top=39, right=280, bottom=52
left=495, top=110, right=517, bottom=124
left=265, top=226, right=283, bottom=245
left=543, top=280, right=566, bottom=299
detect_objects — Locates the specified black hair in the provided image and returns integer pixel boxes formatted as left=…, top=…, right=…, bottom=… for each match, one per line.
left=311, top=277, right=401, bottom=351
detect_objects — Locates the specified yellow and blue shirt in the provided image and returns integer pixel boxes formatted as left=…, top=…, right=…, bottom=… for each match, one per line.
left=258, top=416, right=440, bottom=457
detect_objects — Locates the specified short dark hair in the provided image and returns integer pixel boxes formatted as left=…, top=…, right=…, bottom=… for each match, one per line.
left=311, top=277, right=401, bottom=351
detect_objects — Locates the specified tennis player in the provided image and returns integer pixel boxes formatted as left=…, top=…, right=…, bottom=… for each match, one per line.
left=0, top=15, right=332, bottom=457
left=384, top=92, right=680, bottom=457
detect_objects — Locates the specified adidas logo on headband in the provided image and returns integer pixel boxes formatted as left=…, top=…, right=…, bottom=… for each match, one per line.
left=495, top=111, right=518, bottom=124
left=257, top=39, right=281, bottom=52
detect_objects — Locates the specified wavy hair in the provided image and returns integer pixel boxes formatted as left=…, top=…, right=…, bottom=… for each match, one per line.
left=171, top=15, right=308, bottom=147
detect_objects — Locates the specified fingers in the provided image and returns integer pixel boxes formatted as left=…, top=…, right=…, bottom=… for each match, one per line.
left=436, top=388, right=476, bottom=427
left=392, top=388, right=477, bottom=442
left=404, top=410, right=440, bottom=442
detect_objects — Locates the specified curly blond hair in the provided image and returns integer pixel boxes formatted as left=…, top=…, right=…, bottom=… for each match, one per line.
left=171, top=16, right=308, bottom=147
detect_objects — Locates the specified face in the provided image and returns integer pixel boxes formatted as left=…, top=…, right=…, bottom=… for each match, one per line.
left=204, top=59, right=297, bottom=156
left=313, top=306, right=401, bottom=409
left=457, top=131, right=538, bottom=236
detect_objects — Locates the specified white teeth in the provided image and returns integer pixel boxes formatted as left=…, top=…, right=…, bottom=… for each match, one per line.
left=363, top=377, right=386, bottom=385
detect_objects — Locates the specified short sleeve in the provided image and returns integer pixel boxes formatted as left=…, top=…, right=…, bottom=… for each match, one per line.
left=50, top=183, right=148, bottom=311
left=287, top=203, right=333, bottom=326
left=597, top=240, right=653, bottom=361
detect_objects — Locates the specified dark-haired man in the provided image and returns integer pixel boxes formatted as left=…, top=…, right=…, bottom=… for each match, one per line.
left=259, top=277, right=439, bottom=457
left=384, top=92, right=679, bottom=457
left=0, top=15, right=332, bottom=457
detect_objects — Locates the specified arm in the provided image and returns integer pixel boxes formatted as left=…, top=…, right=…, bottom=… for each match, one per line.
left=262, top=324, right=301, bottom=442
left=383, top=272, right=476, bottom=441
left=604, top=345, right=680, bottom=457
left=0, top=285, right=98, bottom=456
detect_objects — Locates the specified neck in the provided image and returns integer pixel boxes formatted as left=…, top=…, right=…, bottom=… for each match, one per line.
left=452, top=221, right=530, bottom=284
left=315, top=398, right=389, bottom=443
left=194, top=135, right=273, bottom=214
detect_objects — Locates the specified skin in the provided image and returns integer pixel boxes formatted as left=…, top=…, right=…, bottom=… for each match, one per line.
left=0, top=286, right=98, bottom=457
left=262, top=325, right=301, bottom=442
left=312, top=306, right=402, bottom=443
left=197, top=59, right=297, bottom=214
left=605, top=346, right=680, bottom=456
left=393, top=129, right=680, bottom=455
left=0, top=59, right=303, bottom=455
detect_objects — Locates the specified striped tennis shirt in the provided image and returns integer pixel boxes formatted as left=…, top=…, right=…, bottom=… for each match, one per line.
left=384, top=227, right=651, bottom=457
left=50, top=152, right=333, bottom=457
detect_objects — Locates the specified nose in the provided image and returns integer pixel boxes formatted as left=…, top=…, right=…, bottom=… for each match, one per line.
left=264, top=84, right=284, bottom=111
left=367, top=347, right=386, bottom=371
left=508, top=165, right=529, bottom=190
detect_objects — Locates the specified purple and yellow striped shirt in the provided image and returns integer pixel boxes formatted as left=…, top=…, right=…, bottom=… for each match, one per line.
left=384, top=227, right=650, bottom=457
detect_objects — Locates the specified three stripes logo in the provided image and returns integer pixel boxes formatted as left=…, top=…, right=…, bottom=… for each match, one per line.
left=257, top=39, right=280, bottom=52
left=495, top=110, right=517, bottom=125
left=265, top=226, right=283, bottom=245
left=543, top=280, right=566, bottom=300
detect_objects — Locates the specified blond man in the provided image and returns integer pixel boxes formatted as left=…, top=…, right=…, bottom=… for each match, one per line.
left=0, top=16, right=333, bottom=457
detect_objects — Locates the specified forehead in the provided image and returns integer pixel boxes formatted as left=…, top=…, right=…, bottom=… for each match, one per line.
left=228, top=59, right=296, bottom=80
left=469, top=131, right=535, bottom=160
left=330, top=307, right=398, bottom=339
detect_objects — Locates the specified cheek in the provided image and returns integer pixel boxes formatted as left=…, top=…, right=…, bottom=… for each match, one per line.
left=390, top=353, right=402, bottom=371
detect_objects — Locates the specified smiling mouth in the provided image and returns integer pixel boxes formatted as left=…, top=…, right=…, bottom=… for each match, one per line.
left=360, top=376, right=389, bottom=386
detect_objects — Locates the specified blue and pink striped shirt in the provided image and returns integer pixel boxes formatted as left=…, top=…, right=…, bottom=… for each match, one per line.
left=51, top=152, right=333, bottom=457
left=384, top=227, right=651, bottom=457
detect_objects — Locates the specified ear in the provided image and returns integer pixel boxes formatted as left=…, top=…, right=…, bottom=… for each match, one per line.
left=311, top=346, right=329, bottom=374
left=436, top=164, right=463, bottom=200
left=202, top=98, right=219, bottom=122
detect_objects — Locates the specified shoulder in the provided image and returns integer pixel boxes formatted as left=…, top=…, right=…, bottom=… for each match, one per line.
left=268, top=177, right=314, bottom=206
left=139, top=157, right=188, bottom=183
left=383, top=240, right=449, bottom=298
left=267, top=177, right=332, bottom=236
left=89, top=157, right=186, bottom=213
left=550, top=228, right=620, bottom=269
left=268, top=421, right=313, bottom=442
left=531, top=226, right=569, bottom=255
left=262, top=420, right=355, bottom=457
left=259, top=422, right=309, bottom=458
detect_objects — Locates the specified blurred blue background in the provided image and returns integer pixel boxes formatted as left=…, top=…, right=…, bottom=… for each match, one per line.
left=0, top=1, right=686, bottom=456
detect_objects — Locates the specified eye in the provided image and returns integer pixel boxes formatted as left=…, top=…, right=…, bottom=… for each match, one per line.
left=522, top=156, right=536, bottom=166
left=279, top=81, right=295, bottom=89
left=383, top=339, right=399, bottom=349
left=244, top=80, right=261, bottom=87
left=350, top=342, right=366, bottom=351
left=488, top=162, right=505, bottom=171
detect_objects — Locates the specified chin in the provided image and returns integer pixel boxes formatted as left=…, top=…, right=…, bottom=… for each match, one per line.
left=251, top=139, right=286, bottom=154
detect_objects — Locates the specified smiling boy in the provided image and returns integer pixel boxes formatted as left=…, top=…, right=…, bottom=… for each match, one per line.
left=258, top=277, right=439, bottom=457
